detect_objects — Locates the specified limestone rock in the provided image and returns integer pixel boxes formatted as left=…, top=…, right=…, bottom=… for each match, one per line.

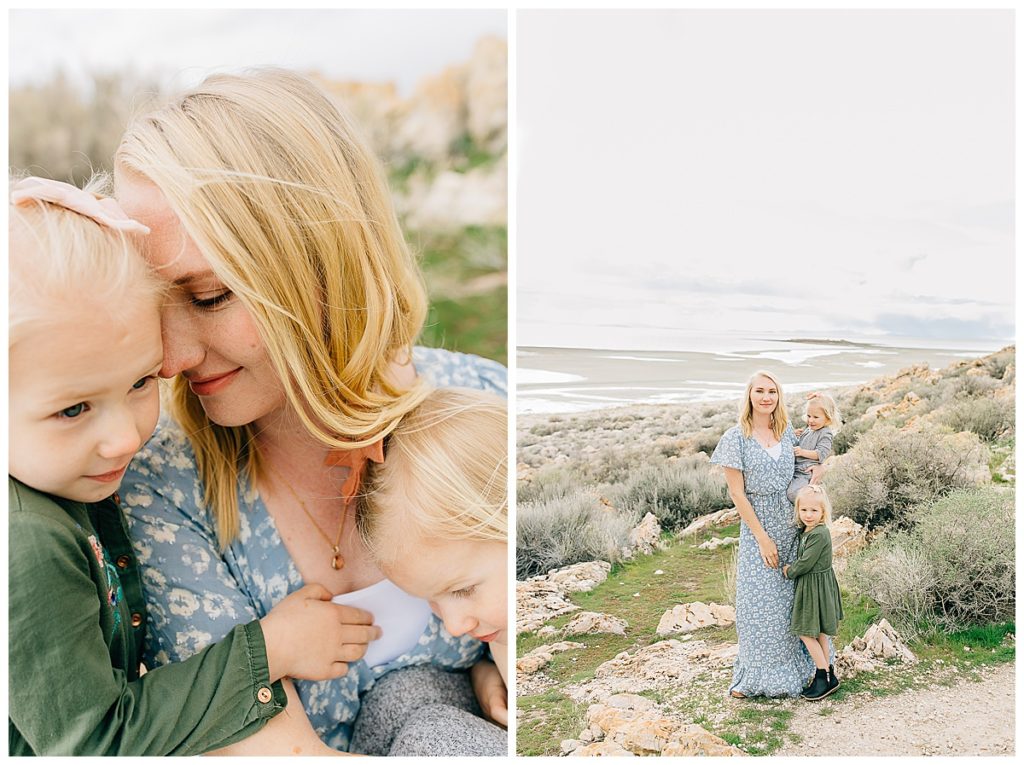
left=679, top=507, right=741, bottom=538
left=567, top=741, right=634, bottom=756
left=657, top=602, right=736, bottom=635
left=830, top=516, right=868, bottom=572
left=547, top=560, right=612, bottom=593
left=517, top=561, right=611, bottom=634
left=662, top=725, right=748, bottom=756
left=564, top=611, right=628, bottom=637
left=698, top=536, right=739, bottom=551
left=516, top=641, right=585, bottom=675
left=516, top=579, right=579, bottom=635
left=628, top=512, right=662, bottom=555
left=835, top=619, right=917, bottom=677
left=465, top=37, right=507, bottom=154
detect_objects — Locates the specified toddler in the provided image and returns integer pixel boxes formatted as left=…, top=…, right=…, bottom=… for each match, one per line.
left=8, top=177, right=378, bottom=755
left=357, top=388, right=508, bottom=723
left=787, top=393, right=840, bottom=502
left=783, top=485, right=844, bottom=701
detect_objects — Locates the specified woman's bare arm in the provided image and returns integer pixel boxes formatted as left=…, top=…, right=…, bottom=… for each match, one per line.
left=206, top=679, right=346, bottom=757
left=722, top=467, right=778, bottom=568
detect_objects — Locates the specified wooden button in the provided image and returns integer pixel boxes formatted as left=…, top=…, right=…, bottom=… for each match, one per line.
left=112, top=493, right=121, bottom=505
left=130, top=613, right=143, bottom=628
left=116, top=555, right=131, bottom=569
left=256, top=687, right=273, bottom=704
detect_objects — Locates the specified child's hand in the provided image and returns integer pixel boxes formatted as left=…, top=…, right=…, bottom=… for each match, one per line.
left=260, top=583, right=381, bottom=682
left=794, top=427, right=805, bottom=437
left=470, top=659, right=508, bottom=728
left=782, top=565, right=790, bottom=577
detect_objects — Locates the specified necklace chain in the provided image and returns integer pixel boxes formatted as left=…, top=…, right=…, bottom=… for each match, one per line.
left=264, top=461, right=347, bottom=571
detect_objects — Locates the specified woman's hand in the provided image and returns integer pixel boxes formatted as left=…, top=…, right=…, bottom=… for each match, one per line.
left=757, top=535, right=779, bottom=569
left=470, top=659, right=508, bottom=728
left=260, top=583, right=381, bottom=682
left=808, top=463, right=826, bottom=485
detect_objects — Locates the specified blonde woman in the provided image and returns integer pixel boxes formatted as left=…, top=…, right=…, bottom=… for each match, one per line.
left=115, top=69, right=507, bottom=755
left=710, top=371, right=820, bottom=698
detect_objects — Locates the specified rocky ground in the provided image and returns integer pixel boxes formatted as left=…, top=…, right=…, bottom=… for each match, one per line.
left=516, top=510, right=1016, bottom=757
left=778, top=662, right=1015, bottom=756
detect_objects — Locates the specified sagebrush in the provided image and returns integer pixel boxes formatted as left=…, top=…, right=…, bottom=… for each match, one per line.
left=824, top=422, right=988, bottom=530
left=848, top=486, right=1014, bottom=634
left=516, top=491, right=637, bottom=579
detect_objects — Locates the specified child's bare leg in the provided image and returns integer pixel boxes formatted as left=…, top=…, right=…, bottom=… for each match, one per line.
left=799, top=635, right=828, bottom=669
left=816, top=634, right=832, bottom=665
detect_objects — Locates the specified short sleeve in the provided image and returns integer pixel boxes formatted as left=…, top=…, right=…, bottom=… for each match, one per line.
left=710, top=426, right=744, bottom=471
left=121, top=425, right=258, bottom=667
left=412, top=347, right=507, bottom=398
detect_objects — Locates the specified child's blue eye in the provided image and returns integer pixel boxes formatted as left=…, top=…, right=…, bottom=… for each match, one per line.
left=452, top=585, right=476, bottom=599
left=57, top=403, right=87, bottom=419
left=132, top=376, right=154, bottom=391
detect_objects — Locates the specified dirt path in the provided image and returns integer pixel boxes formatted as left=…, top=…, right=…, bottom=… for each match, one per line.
left=778, top=663, right=1015, bottom=756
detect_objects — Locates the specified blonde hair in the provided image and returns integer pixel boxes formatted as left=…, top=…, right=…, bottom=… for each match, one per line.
left=115, top=69, right=430, bottom=546
left=9, top=175, right=162, bottom=346
left=793, top=484, right=834, bottom=529
left=739, top=369, right=788, bottom=440
left=356, top=388, right=508, bottom=568
left=806, top=392, right=842, bottom=431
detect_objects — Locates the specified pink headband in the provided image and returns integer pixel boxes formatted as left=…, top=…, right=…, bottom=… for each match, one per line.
left=11, top=177, right=150, bottom=235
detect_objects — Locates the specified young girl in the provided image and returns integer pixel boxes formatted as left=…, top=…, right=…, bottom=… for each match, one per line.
left=787, top=393, right=840, bottom=502
left=356, top=388, right=508, bottom=722
left=8, top=177, right=380, bottom=755
left=782, top=484, right=844, bottom=701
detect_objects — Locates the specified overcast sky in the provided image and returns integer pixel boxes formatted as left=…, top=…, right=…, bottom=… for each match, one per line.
left=518, top=10, right=1014, bottom=351
left=9, top=9, right=506, bottom=95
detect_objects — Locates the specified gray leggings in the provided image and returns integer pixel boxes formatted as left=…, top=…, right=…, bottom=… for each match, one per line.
left=349, top=664, right=507, bottom=756
left=787, top=472, right=812, bottom=503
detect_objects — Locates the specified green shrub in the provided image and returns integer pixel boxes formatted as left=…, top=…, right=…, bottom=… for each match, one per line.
left=849, top=487, right=1014, bottom=634
left=847, top=536, right=936, bottom=638
left=831, top=417, right=872, bottom=455
left=824, top=422, right=988, bottom=530
left=949, top=373, right=1001, bottom=399
left=516, top=491, right=636, bottom=579
left=914, top=487, right=1014, bottom=628
left=939, top=396, right=1014, bottom=442
left=613, top=455, right=730, bottom=531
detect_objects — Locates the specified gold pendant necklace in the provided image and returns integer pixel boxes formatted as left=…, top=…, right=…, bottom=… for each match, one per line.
left=264, top=462, right=346, bottom=570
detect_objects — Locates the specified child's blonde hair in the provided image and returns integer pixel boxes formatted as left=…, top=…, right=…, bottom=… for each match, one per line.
left=806, top=392, right=842, bottom=431
left=793, top=484, right=834, bottom=529
left=116, top=68, right=431, bottom=546
left=356, top=388, right=507, bottom=568
left=9, top=175, right=162, bottom=346
left=739, top=369, right=788, bottom=440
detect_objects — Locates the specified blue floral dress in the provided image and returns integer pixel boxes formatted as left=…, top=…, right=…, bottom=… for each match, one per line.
left=711, top=424, right=817, bottom=697
left=120, top=347, right=506, bottom=751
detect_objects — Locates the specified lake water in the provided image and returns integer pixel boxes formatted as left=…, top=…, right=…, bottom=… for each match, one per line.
left=517, top=337, right=1007, bottom=414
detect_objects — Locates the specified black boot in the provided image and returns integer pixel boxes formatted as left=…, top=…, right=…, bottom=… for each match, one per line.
left=826, top=664, right=840, bottom=695
left=801, top=668, right=830, bottom=700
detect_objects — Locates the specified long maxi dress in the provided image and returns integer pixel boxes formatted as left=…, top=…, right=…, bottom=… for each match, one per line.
left=710, top=424, right=817, bottom=697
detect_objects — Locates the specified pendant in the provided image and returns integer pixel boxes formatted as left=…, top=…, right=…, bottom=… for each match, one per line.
left=331, top=546, right=344, bottom=571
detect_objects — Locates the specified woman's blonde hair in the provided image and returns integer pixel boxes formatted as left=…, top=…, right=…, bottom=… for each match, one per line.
left=115, top=69, right=430, bottom=546
left=9, top=175, right=162, bottom=346
left=356, top=388, right=508, bottom=568
left=806, top=392, right=842, bottom=431
left=793, top=484, right=834, bottom=529
left=739, top=369, right=788, bottom=440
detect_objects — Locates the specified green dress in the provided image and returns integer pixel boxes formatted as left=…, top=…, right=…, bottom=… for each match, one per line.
left=784, top=524, right=843, bottom=637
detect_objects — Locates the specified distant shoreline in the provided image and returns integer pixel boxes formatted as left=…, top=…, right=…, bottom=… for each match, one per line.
left=517, top=342, right=1010, bottom=416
